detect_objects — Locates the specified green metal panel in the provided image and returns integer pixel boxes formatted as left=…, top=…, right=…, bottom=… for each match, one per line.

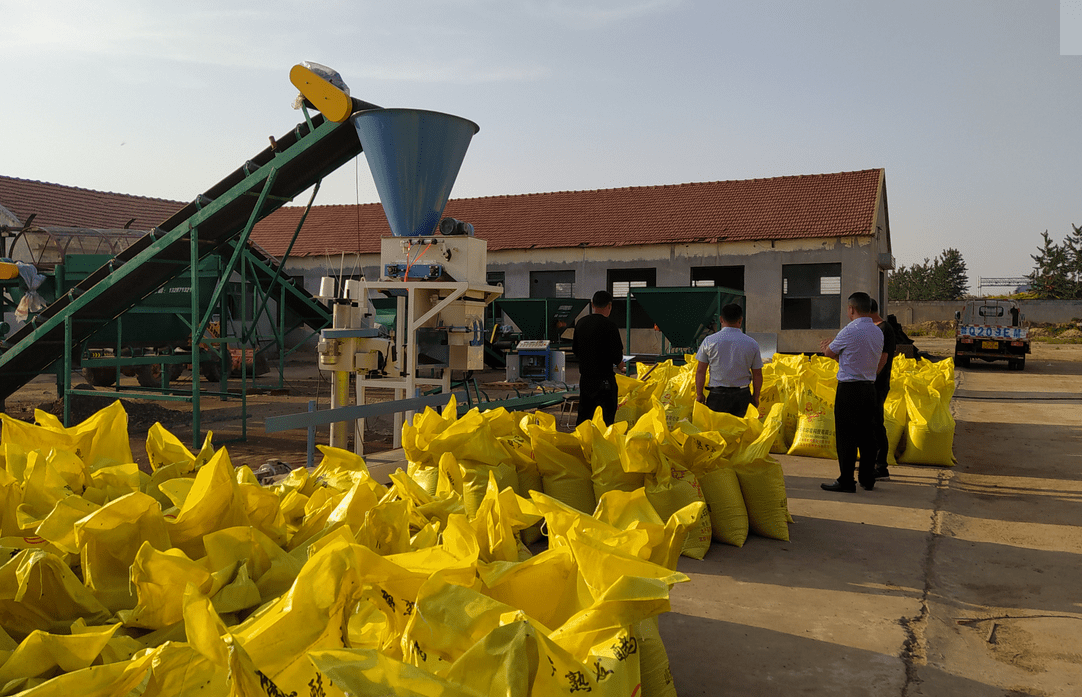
left=371, top=297, right=398, bottom=329
left=630, top=286, right=745, bottom=351
left=494, top=298, right=589, bottom=342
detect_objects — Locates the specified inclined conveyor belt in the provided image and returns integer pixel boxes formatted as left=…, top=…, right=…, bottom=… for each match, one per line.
left=0, top=100, right=377, bottom=400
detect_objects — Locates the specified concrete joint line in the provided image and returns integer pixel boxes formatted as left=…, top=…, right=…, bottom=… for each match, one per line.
left=899, top=468, right=954, bottom=696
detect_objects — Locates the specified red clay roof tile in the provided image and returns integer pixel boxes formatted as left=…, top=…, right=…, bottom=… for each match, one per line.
left=0, top=176, right=183, bottom=231
left=1, top=169, right=884, bottom=260
left=249, top=169, right=884, bottom=257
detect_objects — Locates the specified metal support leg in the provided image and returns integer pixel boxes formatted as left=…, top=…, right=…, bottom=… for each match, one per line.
left=63, top=315, right=72, bottom=427
left=393, top=293, right=409, bottom=449
left=354, top=379, right=366, bottom=457
left=191, top=225, right=202, bottom=449
left=306, top=399, right=316, bottom=469
left=330, top=370, right=350, bottom=449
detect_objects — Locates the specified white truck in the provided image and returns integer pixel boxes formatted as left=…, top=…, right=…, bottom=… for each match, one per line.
left=954, top=299, right=1030, bottom=370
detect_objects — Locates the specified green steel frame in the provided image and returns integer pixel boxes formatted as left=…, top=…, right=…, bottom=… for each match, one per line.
left=0, top=103, right=365, bottom=446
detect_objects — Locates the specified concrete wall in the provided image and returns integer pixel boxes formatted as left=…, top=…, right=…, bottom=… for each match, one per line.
left=889, top=300, right=1082, bottom=325
left=486, top=234, right=888, bottom=353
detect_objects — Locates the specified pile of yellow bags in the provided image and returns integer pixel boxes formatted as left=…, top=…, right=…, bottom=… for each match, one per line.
left=0, top=399, right=701, bottom=697
left=404, top=396, right=793, bottom=552
left=892, top=356, right=957, bottom=467
left=618, top=354, right=956, bottom=468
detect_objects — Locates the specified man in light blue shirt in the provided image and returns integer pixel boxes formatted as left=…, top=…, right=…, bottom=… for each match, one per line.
left=695, top=303, right=763, bottom=416
left=819, top=291, right=885, bottom=493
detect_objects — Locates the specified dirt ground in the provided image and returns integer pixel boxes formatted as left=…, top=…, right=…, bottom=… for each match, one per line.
left=2, top=353, right=473, bottom=470
left=3, top=337, right=1081, bottom=694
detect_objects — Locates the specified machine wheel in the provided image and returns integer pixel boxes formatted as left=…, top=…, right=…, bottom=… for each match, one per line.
left=82, top=367, right=117, bottom=387
left=169, top=362, right=187, bottom=381
left=200, top=362, right=222, bottom=383
left=136, top=364, right=163, bottom=388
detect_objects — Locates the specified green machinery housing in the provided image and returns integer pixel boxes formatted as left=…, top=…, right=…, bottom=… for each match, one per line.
left=486, top=297, right=590, bottom=367
left=482, top=288, right=745, bottom=372
left=628, top=286, right=746, bottom=363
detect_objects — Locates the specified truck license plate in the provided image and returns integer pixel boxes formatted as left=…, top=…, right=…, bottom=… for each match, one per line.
left=981, top=341, right=998, bottom=350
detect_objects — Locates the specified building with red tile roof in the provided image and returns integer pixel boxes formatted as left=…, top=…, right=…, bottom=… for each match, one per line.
left=1, top=168, right=893, bottom=353
left=252, top=168, right=893, bottom=353
left=247, top=168, right=887, bottom=255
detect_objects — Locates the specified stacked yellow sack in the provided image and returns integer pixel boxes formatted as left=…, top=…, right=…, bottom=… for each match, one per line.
left=896, top=357, right=957, bottom=466
left=0, top=400, right=703, bottom=697
left=405, top=395, right=792, bottom=552
left=755, top=354, right=956, bottom=467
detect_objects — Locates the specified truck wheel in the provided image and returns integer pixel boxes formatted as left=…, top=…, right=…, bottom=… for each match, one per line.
left=82, top=367, right=117, bottom=387
left=201, top=362, right=222, bottom=383
left=955, top=355, right=969, bottom=368
left=136, top=364, right=163, bottom=388
left=1010, top=356, right=1025, bottom=371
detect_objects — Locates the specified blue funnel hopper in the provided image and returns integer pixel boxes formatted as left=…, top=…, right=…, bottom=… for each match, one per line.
left=353, top=109, right=479, bottom=237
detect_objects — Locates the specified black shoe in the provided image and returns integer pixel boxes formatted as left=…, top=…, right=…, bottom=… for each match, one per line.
left=821, top=479, right=856, bottom=493
left=874, top=466, right=890, bottom=481
left=860, top=481, right=875, bottom=491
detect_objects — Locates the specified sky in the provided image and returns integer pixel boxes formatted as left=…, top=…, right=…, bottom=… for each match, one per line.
left=2, top=0, right=1079, bottom=292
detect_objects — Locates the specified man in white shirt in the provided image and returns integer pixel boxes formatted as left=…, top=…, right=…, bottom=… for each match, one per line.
left=819, top=291, right=885, bottom=493
left=694, top=303, right=763, bottom=417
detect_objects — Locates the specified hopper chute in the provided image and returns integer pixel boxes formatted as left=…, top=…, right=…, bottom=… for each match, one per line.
left=353, top=109, right=479, bottom=238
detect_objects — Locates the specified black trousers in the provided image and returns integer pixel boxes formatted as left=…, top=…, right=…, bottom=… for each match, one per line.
left=834, top=381, right=878, bottom=486
left=576, top=376, right=618, bottom=426
left=873, top=382, right=890, bottom=466
left=706, top=386, right=752, bottom=417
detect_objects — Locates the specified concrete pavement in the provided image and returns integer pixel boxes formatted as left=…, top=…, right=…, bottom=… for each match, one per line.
left=661, top=349, right=1082, bottom=696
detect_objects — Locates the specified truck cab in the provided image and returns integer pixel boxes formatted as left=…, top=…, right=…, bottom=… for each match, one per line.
left=954, top=299, right=1029, bottom=370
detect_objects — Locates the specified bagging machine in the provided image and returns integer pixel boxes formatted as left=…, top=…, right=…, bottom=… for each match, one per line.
left=304, top=76, right=501, bottom=450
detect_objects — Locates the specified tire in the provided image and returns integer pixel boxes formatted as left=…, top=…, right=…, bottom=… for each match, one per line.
left=136, top=364, right=163, bottom=388
left=1010, top=356, right=1025, bottom=371
left=82, top=367, right=117, bottom=387
left=169, top=362, right=186, bottom=381
left=955, top=355, right=969, bottom=368
left=200, top=361, right=222, bottom=383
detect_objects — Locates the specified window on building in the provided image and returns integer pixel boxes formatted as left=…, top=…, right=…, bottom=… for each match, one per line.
left=607, top=268, right=657, bottom=328
left=612, top=279, right=649, bottom=297
left=690, top=265, right=745, bottom=291
left=487, top=271, right=505, bottom=289
left=607, top=268, right=656, bottom=297
left=530, top=270, right=574, bottom=298
left=781, top=263, right=842, bottom=329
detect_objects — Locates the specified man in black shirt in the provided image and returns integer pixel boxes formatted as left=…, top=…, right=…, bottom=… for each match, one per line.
left=870, top=299, right=897, bottom=479
left=572, top=290, right=625, bottom=425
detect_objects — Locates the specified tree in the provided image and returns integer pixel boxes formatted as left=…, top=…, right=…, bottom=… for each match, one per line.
left=1027, top=230, right=1074, bottom=299
left=932, top=248, right=969, bottom=300
left=1065, top=223, right=1082, bottom=294
left=887, top=263, right=916, bottom=300
left=888, top=248, right=970, bottom=301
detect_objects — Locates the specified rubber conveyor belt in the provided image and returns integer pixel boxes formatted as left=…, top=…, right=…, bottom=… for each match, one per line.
left=0, top=100, right=376, bottom=400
